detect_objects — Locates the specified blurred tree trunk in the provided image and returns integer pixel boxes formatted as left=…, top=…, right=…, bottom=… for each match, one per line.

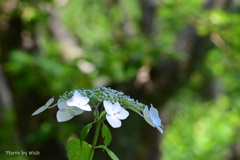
left=112, top=0, right=232, bottom=159
left=140, top=0, right=158, bottom=35
left=0, top=16, right=23, bottom=123
left=0, top=10, right=68, bottom=160
left=0, top=65, right=13, bottom=121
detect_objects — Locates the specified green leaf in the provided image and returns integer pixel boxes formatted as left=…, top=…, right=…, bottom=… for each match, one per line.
left=99, top=110, right=106, bottom=120
left=105, top=146, right=119, bottom=160
left=96, top=145, right=119, bottom=160
left=66, top=139, right=91, bottom=160
left=80, top=122, right=93, bottom=145
left=101, top=123, right=112, bottom=146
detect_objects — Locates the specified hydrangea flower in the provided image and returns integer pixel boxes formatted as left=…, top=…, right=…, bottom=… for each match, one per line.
left=57, top=100, right=84, bottom=122
left=32, top=97, right=54, bottom=116
left=103, top=100, right=129, bottom=128
left=143, top=105, right=163, bottom=133
left=67, top=90, right=91, bottom=111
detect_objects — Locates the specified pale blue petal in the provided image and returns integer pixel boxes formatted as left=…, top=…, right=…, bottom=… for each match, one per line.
left=32, top=97, right=54, bottom=116
left=45, top=97, right=54, bottom=107
left=151, top=115, right=161, bottom=126
left=143, top=106, right=155, bottom=127
left=56, top=109, right=74, bottom=122
left=116, top=107, right=129, bottom=120
left=106, top=114, right=121, bottom=128
left=72, top=106, right=84, bottom=115
left=58, top=100, right=68, bottom=109
left=149, top=106, right=161, bottom=126
left=156, top=126, right=163, bottom=133
left=150, top=105, right=159, bottom=116
left=32, top=105, right=47, bottom=116
left=103, top=100, right=114, bottom=115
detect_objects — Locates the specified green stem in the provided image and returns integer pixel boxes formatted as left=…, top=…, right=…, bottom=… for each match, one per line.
left=88, top=120, right=102, bottom=160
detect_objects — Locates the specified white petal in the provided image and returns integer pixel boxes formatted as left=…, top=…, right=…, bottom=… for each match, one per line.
left=115, top=107, right=129, bottom=120
left=143, top=106, right=155, bottom=127
left=106, top=115, right=121, bottom=128
left=56, top=109, right=75, bottom=122
left=103, top=100, right=114, bottom=115
left=72, top=106, right=84, bottom=115
left=76, top=104, right=91, bottom=111
left=78, top=96, right=90, bottom=105
left=70, top=90, right=89, bottom=104
left=67, top=90, right=90, bottom=108
left=73, top=90, right=82, bottom=98
left=67, top=97, right=76, bottom=106
left=32, top=105, right=47, bottom=116
left=58, top=100, right=68, bottom=109
left=45, top=97, right=54, bottom=107
left=112, top=102, right=122, bottom=113
left=32, top=97, right=54, bottom=116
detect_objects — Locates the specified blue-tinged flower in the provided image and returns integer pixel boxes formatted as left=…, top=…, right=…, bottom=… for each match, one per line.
left=143, top=105, right=163, bottom=133
left=103, top=100, right=129, bottom=128
left=32, top=97, right=54, bottom=116
left=67, top=90, right=91, bottom=111
left=57, top=100, right=84, bottom=122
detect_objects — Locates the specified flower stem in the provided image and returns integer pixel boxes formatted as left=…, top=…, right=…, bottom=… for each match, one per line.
left=88, top=119, right=102, bottom=160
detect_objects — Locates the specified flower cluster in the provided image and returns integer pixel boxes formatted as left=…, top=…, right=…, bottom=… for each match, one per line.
left=32, top=87, right=163, bottom=133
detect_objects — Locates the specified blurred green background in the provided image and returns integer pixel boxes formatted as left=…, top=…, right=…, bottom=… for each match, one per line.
left=0, top=0, right=240, bottom=160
